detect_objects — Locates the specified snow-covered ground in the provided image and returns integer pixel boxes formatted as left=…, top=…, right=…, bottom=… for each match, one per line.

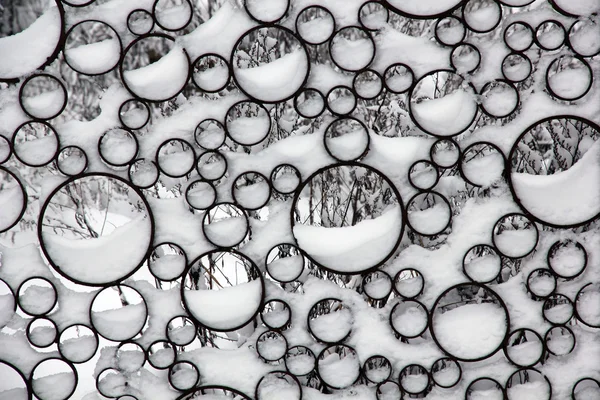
left=0, top=0, right=598, bottom=399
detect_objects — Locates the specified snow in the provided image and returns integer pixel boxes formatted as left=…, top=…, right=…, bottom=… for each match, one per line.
left=262, top=307, right=290, bottom=328
left=318, top=351, right=360, bottom=388
left=331, top=34, right=374, bottom=71
left=123, top=44, right=189, bottom=101
left=0, top=6, right=62, bottom=79
left=386, top=0, right=463, bottom=16
left=59, top=335, right=97, bottom=363
left=227, top=115, right=270, bottom=145
left=32, top=371, right=76, bottom=400
left=92, top=302, right=147, bottom=340
left=184, top=279, right=262, bottom=331
left=19, top=284, right=55, bottom=314
left=310, top=307, right=353, bottom=342
left=21, top=88, right=65, bottom=119
left=407, top=202, right=450, bottom=235
left=576, top=286, right=600, bottom=326
left=548, top=66, right=591, bottom=100
left=494, top=228, right=538, bottom=258
left=0, top=172, right=24, bottom=231
left=464, top=2, right=500, bottom=32
left=293, top=206, right=402, bottom=273
left=43, top=216, right=152, bottom=285
left=0, top=0, right=599, bottom=398
left=155, top=2, right=192, bottom=30
left=245, top=0, right=287, bottom=22
left=297, top=15, right=334, bottom=44
left=462, top=151, right=505, bottom=186
left=285, top=350, right=314, bottom=376
left=432, top=302, right=507, bottom=359
left=235, top=49, right=309, bottom=102
left=203, top=216, right=248, bottom=247
left=401, top=371, right=429, bottom=393
left=325, top=126, right=369, bottom=160
left=511, top=141, right=600, bottom=226
left=507, top=380, right=550, bottom=400
left=150, top=254, right=186, bottom=280
left=391, top=302, right=428, bottom=337
left=267, top=255, right=304, bottom=282
left=411, top=89, right=477, bottom=136
left=551, top=0, right=600, bottom=15
left=193, top=62, right=229, bottom=92
left=65, top=39, right=121, bottom=74
left=481, top=83, right=518, bottom=117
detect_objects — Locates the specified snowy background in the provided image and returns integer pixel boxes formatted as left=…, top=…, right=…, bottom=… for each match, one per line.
left=0, top=0, right=599, bottom=399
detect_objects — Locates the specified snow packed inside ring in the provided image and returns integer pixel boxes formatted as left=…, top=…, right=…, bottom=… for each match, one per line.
left=285, top=345, right=316, bottom=377
left=202, top=202, right=249, bottom=248
left=462, top=244, right=502, bottom=284
left=147, top=340, right=176, bottom=370
left=58, top=324, right=99, bottom=364
left=127, top=9, right=154, bottom=36
left=435, top=16, right=466, bottom=47
left=362, top=355, right=392, bottom=384
left=307, top=298, right=353, bottom=344
left=260, top=299, right=292, bottom=330
left=431, top=357, right=461, bottom=388
left=362, top=270, right=393, bottom=301
left=175, top=385, right=252, bottom=400
left=430, top=283, right=510, bottom=362
left=149, top=242, right=188, bottom=282
left=18, top=73, right=67, bottom=120
left=506, top=368, right=552, bottom=400
left=0, top=359, right=29, bottom=400
left=466, top=377, right=505, bottom=400
left=255, top=370, right=301, bottom=400
left=384, top=0, right=465, bottom=19
left=244, top=0, right=289, bottom=24
left=459, top=141, right=506, bottom=187
left=399, top=363, right=431, bottom=396
left=508, top=116, right=600, bottom=228
left=12, top=121, right=60, bottom=167
left=544, top=325, right=575, bottom=356
left=16, top=276, right=57, bottom=316
left=152, top=0, right=194, bottom=32
left=0, top=167, right=27, bottom=233
left=295, top=5, right=335, bottom=46
left=0, top=0, right=64, bottom=82
left=26, top=316, right=57, bottom=348
left=323, top=117, right=370, bottom=162
left=256, top=330, right=288, bottom=362
left=526, top=268, right=556, bottom=299
left=503, top=328, right=544, bottom=367
left=265, top=243, right=305, bottom=283
left=359, top=2, right=390, bottom=31
left=316, top=344, right=361, bottom=389
left=181, top=250, right=264, bottom=332
left=64, top=20, right=122, bottom=76
left=168, top=360, right=200, bottom=391
left=291, top=163, right=405, bottom=274
left=38, top=174, right=154, bottom=286
left=409, top=70, right=478, bottom=137
left=90, top=284, right=148, bottom=342
left=231, top=25, right=309, bottom=103
left=329, top=26, right=375, bottom=73
left=30, top=357, right=78, bottom=400
left=192, top=53, right=231, bottom=93
left=56, top=146, right=88, bottom=176
left=492, top=213, right=538, bottom=259
left=120, top=34, right=190, bottom=102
